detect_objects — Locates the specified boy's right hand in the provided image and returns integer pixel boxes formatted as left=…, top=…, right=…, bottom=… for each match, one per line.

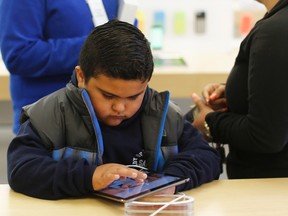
left=92, top=163, right=148, bottom=191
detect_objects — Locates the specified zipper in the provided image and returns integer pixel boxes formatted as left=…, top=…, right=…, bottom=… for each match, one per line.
left=81, top=89, right=104, bottom=166
left=153, top=91, right=170, bottom=171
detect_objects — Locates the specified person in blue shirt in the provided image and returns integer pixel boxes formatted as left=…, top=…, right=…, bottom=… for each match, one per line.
left=7, top=20, right=221, bottom=200
left=0, top=0, right=123, bottom=134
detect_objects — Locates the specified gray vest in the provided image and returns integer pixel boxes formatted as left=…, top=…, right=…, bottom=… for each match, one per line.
left=21, top=82, right=184, bottom=171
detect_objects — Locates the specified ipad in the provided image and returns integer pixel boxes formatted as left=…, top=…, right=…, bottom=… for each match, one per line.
left=94, top=170, right=190, bottom=203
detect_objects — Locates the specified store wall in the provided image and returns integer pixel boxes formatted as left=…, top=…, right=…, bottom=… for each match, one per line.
left=0, top=0, right=266, bottom=125
left=137, top=0, right=265, bottom=56
left=0, top=0, right=266, bottom=123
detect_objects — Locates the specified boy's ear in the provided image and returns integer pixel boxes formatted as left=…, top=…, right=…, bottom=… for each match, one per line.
left=75, top=66, right=85, bottom=88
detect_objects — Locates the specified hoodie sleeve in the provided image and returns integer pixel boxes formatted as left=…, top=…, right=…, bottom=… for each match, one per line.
left=7, top=120, right=96, bottom=200
left=0, top=0, right=91, bottom=77
left=163, top=121, right=221, bottom=192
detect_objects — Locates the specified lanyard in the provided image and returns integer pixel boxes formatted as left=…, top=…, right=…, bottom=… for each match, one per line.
left=86, top=0, right=108, bottom=27
left=118, top=0, right=138, bottom=24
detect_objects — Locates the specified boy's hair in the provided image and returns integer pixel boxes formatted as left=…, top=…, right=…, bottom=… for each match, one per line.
left=78, top=20, right=154, bottom=82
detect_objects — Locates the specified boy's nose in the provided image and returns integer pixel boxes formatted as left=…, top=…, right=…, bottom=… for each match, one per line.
left=112, top=101, right=125, bottom=113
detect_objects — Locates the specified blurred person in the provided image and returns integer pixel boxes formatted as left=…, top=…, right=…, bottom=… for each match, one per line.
left=189, top=0, right=288, bottom=179
left=0, top=0, right=136, bottom=133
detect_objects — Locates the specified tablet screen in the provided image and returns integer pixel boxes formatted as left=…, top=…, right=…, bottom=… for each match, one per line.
left=94, top=170, right=190, bottom=203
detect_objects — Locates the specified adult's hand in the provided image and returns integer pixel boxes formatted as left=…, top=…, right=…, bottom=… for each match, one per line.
left=202, top=83, right=227, bottom=111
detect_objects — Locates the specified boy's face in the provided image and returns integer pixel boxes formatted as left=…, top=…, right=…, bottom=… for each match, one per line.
left=76, top=66, right=148, bottom=126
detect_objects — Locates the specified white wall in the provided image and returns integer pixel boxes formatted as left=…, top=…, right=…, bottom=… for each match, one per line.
left=138, top=0, right=265, bottom=56
left=0, top=0, right=266, bottom=74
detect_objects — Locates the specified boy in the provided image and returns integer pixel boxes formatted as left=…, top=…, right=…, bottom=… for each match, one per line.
left=7, top=20, right=221, bottom=200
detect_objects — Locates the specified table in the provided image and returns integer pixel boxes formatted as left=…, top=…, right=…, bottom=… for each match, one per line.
left=0, top=53, right=232, bottom=101
left=1, top=178, right=288, bottom=216
left=191, top=178, right=288, bottom=216
left=0, top=60, right=10, bottom=101
left=0, top=70, right=228, bottom=101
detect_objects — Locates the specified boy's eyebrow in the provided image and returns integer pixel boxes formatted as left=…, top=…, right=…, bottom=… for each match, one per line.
left=97, top=87, right=146, bottom=99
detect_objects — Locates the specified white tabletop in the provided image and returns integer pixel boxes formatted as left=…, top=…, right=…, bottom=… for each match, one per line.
left=1, top=178, right=288, bottom=216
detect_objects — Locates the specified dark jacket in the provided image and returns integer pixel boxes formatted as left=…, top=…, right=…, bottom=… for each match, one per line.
left=8, top=81, right=221, bottom=199
left=206, top=0, right=288, bottom=178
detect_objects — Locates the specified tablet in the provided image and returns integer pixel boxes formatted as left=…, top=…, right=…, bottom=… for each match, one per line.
left=94, top=170, right=190, bottom=203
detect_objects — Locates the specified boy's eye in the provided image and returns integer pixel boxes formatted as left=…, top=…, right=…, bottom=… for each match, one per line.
left=103, top=94, right=114, bottom=99
left=102, top=93, right=140, bottom=100
left=128, top=95, right=139, bottom=100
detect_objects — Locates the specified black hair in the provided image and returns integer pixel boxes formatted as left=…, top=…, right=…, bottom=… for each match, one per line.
left=78, top=20, right=154, bottom=83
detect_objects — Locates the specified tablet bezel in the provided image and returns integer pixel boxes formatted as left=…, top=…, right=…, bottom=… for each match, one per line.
left=93, top=170, right=190, bottom=203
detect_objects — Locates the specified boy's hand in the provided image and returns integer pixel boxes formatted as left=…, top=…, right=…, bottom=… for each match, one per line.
left=92, top=163, right=148, bottom=191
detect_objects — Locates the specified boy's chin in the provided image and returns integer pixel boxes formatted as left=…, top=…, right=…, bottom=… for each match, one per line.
left=102, top=119, right=124, bottom=127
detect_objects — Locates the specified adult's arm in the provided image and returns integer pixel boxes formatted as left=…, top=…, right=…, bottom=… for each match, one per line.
left=207, top=17, right=288, bottom=154
left=0, top=0, right=91, bottom=77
